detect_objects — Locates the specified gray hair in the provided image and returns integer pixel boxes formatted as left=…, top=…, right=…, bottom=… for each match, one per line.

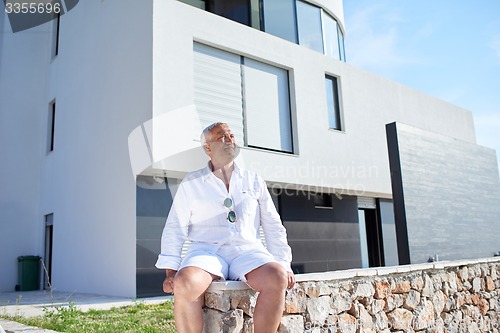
left=200, top=122, right=226, bottom=146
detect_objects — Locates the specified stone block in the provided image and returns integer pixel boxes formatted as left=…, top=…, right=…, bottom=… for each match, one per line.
left=463, top=280, right=472, bottom=291
left=301, top=281, right=331, bottom=298
left=431, top=274, right=443, bottom=291
left=392, top=279, right=411, bottom=294
left=330, top=289, right=352, bottom=314
left=357, top=304, right=375, bottom=331
left=369, top=299, right=385, bottom=315
left=421, top=275, right=434, bottom=297
left=485, top=276, right=495, bottom=292
left=458, top=266, right=469, bottom=281
left=443, top=295, right=455, bottom=312
left=413, top=299, right=435, bottom=330
left=203, top=308, right=244, bottom=333
left=306, top=296, right=331, bottom=324
left=472, top=277, right=482, bottom=293
left=354, top=282, right=375, bottom=298
left=203, top=308, right=224, bottom=333
left=222, top=309, right=244, bottom=333
left=336, top=313, right=357, bottom=333
left=242, top=316, right=253, bottom=333
left=374, top=280, right=390, bottom=299
left=432, top=290, right=447, bottom=315
left=230, top=290, right=258, bottom=317
left=469, top=265, right=482, bottom=279
left=403, top=289, right=420, bottom=310
left=489, top=298, right=499, bottom=311
left=491, top=265, right=498, bottom=280
left=477, top=298, right=489, bottom=315
left=374, top=311, right=389, bottom=330
left=387, top=308, right=413, bottom=331
left=205, top=291, right=231, bottom=312
left=443, top=272, right=458, bottom=294
left=384, top=294, right=403, bottom=312
left=284, top=285, right=306, bottom=314
left=410, top=275, right=424, bottom=291
left=278, top=315, right=304, bottom=333
left=427, top=317, right=445, bottom=333
left=480, top=264, right=490, bottom=278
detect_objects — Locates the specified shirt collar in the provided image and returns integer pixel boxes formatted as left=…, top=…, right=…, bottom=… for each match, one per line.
left=201, top=161, right=242, bottom=182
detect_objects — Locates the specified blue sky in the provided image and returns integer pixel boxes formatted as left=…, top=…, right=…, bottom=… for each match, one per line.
left=342, top=1, right=500, bottom=172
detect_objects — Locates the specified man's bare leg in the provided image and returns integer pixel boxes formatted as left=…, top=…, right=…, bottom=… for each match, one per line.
left=245, top=263, right=288, bottom=333
left=172, top=266, right=218, bottom=333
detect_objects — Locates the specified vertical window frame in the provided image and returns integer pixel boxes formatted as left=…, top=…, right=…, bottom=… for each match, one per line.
left=44, top=213, right=54, bottom=290
left=325, top=74, right=343, bottom=131
left=47, top=99, right=56, bottom=153
left=51, top=13, right=60, bottom=58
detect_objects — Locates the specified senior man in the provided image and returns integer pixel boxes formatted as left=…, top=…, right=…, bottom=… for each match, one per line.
left=156, top=122, right=295, bottom=332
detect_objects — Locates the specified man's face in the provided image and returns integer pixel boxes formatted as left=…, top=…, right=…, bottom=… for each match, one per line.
left=206, top=124, right=237, bottom=163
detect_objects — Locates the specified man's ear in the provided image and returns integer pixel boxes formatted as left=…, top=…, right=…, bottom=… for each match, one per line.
left=203, top=143, right=211, bottom=154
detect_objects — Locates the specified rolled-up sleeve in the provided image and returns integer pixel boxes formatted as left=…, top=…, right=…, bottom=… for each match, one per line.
left=257, top=176, right=293, bottom=272
left=155, top=181, right=190, bottom=270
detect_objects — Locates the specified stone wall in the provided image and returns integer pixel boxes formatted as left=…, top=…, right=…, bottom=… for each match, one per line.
left=202, top=257, right=500, bottom=332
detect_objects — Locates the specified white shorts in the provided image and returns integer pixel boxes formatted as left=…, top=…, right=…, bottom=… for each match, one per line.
left=178, top=244, right=277, bottom=281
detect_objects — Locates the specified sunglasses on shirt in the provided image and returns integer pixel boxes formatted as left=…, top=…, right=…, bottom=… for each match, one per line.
left=223, top=197, right=237, bottom=223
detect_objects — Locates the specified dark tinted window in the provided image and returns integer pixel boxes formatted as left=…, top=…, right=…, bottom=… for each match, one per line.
left=206, top=0, right=250, bottom=26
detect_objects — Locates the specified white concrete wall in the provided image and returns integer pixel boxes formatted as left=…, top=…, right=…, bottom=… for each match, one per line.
left=151, top=0, right=475, bottom=199
left=0, top=0, right=153, bottom=296
left=0, top=8, right=51, bottom=293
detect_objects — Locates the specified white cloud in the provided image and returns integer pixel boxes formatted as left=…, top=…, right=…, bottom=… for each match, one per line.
left=344, top=3, right=423, bottom=72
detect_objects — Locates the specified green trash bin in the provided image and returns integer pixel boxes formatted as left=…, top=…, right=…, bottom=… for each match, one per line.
left=17, top=256, right=41, bottom=291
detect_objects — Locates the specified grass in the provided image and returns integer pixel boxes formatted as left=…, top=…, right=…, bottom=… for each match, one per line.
left=0, top=300, right=177, bottom=333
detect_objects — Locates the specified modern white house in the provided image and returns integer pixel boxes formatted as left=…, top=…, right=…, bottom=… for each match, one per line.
left=1, top=0, right=499, bottom=298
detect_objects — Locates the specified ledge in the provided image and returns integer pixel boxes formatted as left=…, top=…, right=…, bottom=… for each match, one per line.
left=207, top=256, right=500, bottom=292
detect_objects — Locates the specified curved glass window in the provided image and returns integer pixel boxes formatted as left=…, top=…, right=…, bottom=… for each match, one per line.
left=296, top=1, right=324, bottom=53
left=323, top=13, right=340, bottom=60
left=339, top=29, right=346, bottom=61
left=178, top=0, right=346, bottom=61
left=262, top=0, right=297, bottom=43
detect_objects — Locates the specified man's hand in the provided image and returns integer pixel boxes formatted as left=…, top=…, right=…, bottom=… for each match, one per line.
left=163, top=269, right=177, bottom=294
left=287, top=271, right=296, bottom=289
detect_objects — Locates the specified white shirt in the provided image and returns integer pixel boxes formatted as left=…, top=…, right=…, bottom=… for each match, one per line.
left=155, top=163, right=293, bottom=272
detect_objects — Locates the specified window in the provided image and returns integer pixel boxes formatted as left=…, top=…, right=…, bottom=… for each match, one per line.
left=47, top=100, right=56, bottom=152
left=314, top=193, right=333, bottom=208
left=178, top=0, right=346, bottom=62
left=44, top=214, right=54, bottom=289
left=243, top=58, right=293, bottom=153
left=51, top=13, right=60, bottom=57
left=206, top=0, right=250, bottom=26
left=338, top=29, right=346, bottom=61
left=193, top=43, right=294, bottom=153
left=193, top=43, right=245, bottom=144
left=296, top=1, right=323, bottom=53
left=323, top=13, right=340, bottom=60
left=180, top=0, right=260, bottom=28
left=325, top=75, right=341, bottom=131
left=262, top=0, right=297, bottom=43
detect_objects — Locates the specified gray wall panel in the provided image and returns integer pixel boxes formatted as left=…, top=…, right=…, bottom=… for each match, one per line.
left=387, top=123, right=500, bottom=263
left=280, top=191, right=362, bottom=273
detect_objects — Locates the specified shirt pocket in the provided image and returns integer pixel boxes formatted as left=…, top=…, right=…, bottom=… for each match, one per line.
left=238, top=190, right=260, bottom=224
